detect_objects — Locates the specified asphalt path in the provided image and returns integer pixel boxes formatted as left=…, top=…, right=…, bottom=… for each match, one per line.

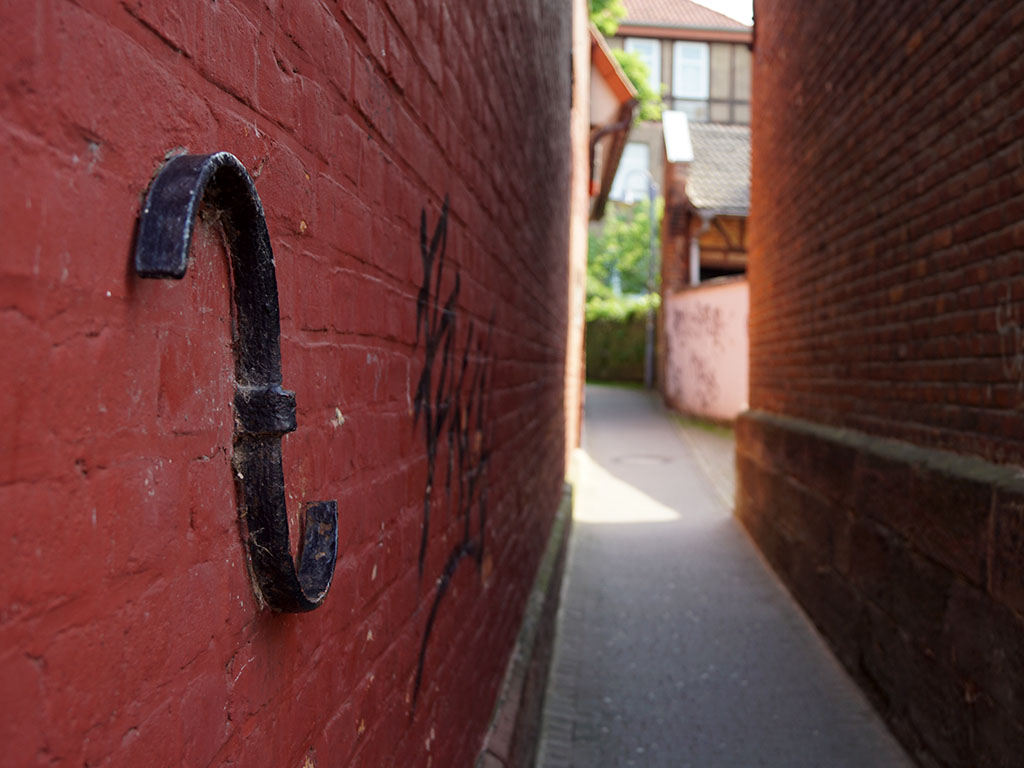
left=536, top=384, right=913, bottom=768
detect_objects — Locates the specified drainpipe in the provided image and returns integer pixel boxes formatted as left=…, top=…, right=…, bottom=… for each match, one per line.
left=588, top=99, right=638, bottom=220
left=588, top=110, right=634, bottom=181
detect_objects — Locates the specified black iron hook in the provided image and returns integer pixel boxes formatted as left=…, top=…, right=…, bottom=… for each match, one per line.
left=135, top=151, right=338, bottom=613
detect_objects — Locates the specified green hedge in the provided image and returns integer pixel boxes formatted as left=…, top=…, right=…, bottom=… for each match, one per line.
left=585, top=314, right=646, bottom=382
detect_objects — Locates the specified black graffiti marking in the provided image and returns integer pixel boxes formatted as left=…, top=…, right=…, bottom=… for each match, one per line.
left=673, top=303, right=726, bottom=350
left=671, top=303, right=726, bottom=411
left=411, top=199, right=494, bottom=712
left=413, top=196, right=455, bottom=576
left=134, top=152, right=338, bottom=613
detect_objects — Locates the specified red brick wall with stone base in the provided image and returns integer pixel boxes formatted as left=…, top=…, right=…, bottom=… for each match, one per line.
left=741, top=1, right=1024, bottom=765
left=0, top=1, right=575, bottom=766
left=736, top=412, right=1024, bottom=766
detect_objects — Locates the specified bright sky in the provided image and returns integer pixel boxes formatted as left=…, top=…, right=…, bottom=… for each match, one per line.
left=699, top=0, right=754, bottom=25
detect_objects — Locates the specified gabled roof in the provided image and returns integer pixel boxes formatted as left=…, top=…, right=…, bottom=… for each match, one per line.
left=591, top=24, right=637, bottom=107
left=665, top=116, right=749, bottom=215
left=622, top=0, right=750, bottom=31
left=589, top=24, right=638, bottom=221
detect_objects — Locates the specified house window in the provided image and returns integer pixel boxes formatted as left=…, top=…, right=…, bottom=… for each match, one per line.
left=672, top=42, right=709, bottom=100
left=610, top=142, right=651, bottom=204
left=624, top=37, right=661, bottom=93
left=672, top=41, right=709, bottom=120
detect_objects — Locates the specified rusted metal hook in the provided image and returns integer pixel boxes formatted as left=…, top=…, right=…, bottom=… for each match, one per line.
left=135, top=152, right=338, bottom=613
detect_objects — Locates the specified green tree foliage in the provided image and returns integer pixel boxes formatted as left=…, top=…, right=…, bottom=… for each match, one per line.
left=586, top=197, right=662, bottom=383
left=589, top=0, right=626, bottom=37
left=585, top=292, right=660, bottom=322
left=611, top=50, right=663, bottom=123
left=585, top=312, right=647, bottom=381
left=589, top=0, right=663, bottom=122
left=587, top=197, right=663, bottom=301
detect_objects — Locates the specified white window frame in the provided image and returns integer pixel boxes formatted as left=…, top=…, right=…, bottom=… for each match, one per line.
left=624, top=37, right=661, bottom=93
left=672, top=41, right=710, bottom=100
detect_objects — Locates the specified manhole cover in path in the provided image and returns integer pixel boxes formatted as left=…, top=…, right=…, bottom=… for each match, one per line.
left=612, top=453, right=673, bottom=465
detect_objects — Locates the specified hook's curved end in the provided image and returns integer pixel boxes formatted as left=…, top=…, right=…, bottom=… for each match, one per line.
left=134, top=152, right=249, bottom=279
left=251, top=499, right=339, bottom=613
left=295, top=500, right=339, bottom=608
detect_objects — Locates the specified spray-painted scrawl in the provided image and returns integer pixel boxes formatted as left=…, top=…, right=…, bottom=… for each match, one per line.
left=410, top=197, right=494, bottom=711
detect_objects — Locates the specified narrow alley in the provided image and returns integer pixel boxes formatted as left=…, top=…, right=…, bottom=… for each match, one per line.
left=537, top=385, right=913, bottom=767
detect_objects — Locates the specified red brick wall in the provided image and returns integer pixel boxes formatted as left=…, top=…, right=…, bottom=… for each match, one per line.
left=750, top=0, right=1024, bottom=465
left=742, top=2, right=1024, bottom=764
left=0, top=1, right=573, bottom=766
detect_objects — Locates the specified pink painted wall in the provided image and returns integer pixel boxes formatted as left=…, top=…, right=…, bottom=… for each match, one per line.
left=664, top=278, right=749, bottom=421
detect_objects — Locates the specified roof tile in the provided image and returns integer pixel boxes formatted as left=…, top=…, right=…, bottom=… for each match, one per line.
left=685, top=121, right=750, bottom=214
left=622, top=0, right=750, bottom=30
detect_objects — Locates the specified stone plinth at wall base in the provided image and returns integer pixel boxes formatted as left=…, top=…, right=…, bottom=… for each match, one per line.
left=735, top=410, right=1024, bottom=768
left=477, top=484, right=573, bottom=768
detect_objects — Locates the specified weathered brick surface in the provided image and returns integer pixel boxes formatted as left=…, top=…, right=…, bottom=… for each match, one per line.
left=743, top=3, right=1024, bottom=765
left=0, top=1, right=574, bottom=766
left=750, top=0, right=1024, bottom=464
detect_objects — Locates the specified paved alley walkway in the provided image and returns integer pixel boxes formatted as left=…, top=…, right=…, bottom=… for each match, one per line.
left=536, top=385, right=912, bottom=768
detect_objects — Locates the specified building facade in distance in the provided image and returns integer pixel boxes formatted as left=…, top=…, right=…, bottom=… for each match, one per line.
left=607, top=0, right=752, bottom=202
